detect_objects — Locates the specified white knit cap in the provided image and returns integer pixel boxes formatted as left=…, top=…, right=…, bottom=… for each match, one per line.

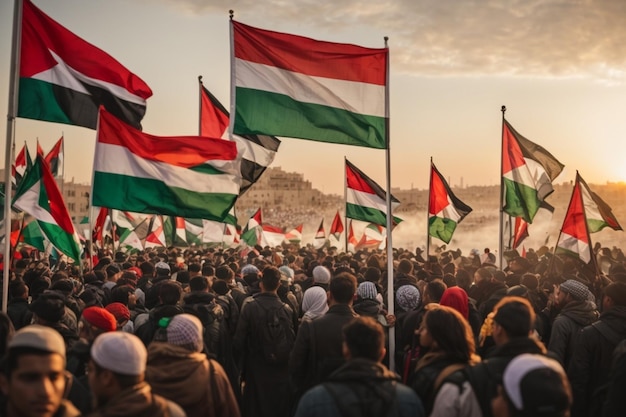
left=91, top=332, right=147, bottom=375
left=166, top=314, right=203, bottom=352
left=312, top=266, right=331, bottom=284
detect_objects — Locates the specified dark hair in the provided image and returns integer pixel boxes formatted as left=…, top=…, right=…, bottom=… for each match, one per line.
left=0, top=313, right=15, bottom=358
left=398, top=259, right=413, bottom=275
left=189, top=276, right=209, bottom=292
left=2, top=346, right=59, bottom=377
left=474, top=267, right=493, bottom=283
left=110, top=285, right=134, bottom=305
left=342, top=316, right=383, bottom=361
left=604, top=282, right=626, bottom=307
left=261, top=267, right=281, bottom=292
left=493, top=297, right=535, bottom=338
left=51, top=271, right=69, bottom=284
left=422, top=305, right=477, bottom=363
left=158, top=281, right=183, bottom=305
left=330, top=272, right=357, bottom=304
left=215, top=266, right=234, bottom=281
left=91, top=360, right=141, bottom=389
left=425, top=279, right=447, bottom=303
left=520, top=273, right=539, bottom=291
left=176, top=270, right=190, bottom=285
left=9, top=280, right=28, bottom=299
left=188, top=263, right=201, bottom=273
left=202, top=264, right=215, bottom=277
left=139, top=261, right=155, bottom=277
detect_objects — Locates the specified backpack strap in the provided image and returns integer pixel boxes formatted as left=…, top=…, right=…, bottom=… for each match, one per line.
left=433, top=363, right=466, bottom=394
left=591, top=321, right=623, bottom=346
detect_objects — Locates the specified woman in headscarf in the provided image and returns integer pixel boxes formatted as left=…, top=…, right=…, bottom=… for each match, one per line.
left=300, top=286, right=328, bottom=322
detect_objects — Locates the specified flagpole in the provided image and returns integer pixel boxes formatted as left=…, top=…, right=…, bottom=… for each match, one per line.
left=344, top=157, right=348, bottom=252
left=198, top=76, right=203, bottom=135
left=60, top=133, right=65, bottom=195
left=426, top=157, right=433, bottom=259
left=3, top=0, right=24, bottom=313
left=381, top=37, right=396, bottom=372
left=228, top=10, right=235, bottom=142
left=498, top=105, right=506, bottom=270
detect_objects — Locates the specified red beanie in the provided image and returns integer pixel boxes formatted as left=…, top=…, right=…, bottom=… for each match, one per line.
left=105, top=302, right=131, bottom=323
left=82, top=307, right=117, bottom=332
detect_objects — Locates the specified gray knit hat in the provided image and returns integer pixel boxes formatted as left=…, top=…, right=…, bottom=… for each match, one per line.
left=559, top=279, right=589, bottom=302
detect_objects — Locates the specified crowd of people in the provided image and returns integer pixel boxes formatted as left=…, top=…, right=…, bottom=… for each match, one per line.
left=1, top=241, right=625, bottom=417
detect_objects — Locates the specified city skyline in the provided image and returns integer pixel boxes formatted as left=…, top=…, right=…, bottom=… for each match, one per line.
left=1, top=0, right=626, bottom=197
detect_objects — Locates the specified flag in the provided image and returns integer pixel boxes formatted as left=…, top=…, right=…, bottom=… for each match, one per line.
left=183, top=219, right=203, bottom=246
left=12, top=155, right=81, bottom=262
left=44, top=136, right=63, bottom=177
left=511, top=217, right=529, bottom=249
left=12, top=144, right=31, bottom=185
left=92, top=206, right=109, bottom=247
left=22, top=220, right=46, bottom=252
left=93, top=108, right=241, bottom=221
left=312, top=219, right=326, bottom=249
left=202, top=219, right=226, bottom=244
left=19, top=0, right=152, bottom=129
left=145, top=216, right=166, bottom=249
left=163, top=217, right=188, bottom=247
left=199, top=83, right=281, bottom=195
left=502, top=120, right=564, bottom=223
left=261, top=224, right=285, bottom=247
left=577, top=173, right=622, bottom=233
left=555, top=178, right=592, bottom=264
left=330, top=211, right=344, bottom=240
left=111, top=210, right=146, bottom=252
left=284, top=224, right=303, bottom=244
left=428, top=162, right=472, bottom=244
left=347, top=220, right=359, bottom=252
left=231, top=21, right=388, bottom=149
left=241, top=208, right=262, bottom=246
left=356, top=223, right=384, bottom=250
left=346, top=159, right=402, bottom=227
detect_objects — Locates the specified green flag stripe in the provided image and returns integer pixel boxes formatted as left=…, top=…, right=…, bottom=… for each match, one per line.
left=502, top=178, right=541, bottom=223
left=346, top=202, right=402, bottom=227
left=428, top=217, right=458, bottom=244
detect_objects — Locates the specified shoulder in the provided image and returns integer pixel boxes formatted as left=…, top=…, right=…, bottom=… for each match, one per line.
left=295, top=385, right=337, bottom=417
left=165, top=399, right=187, bottom=417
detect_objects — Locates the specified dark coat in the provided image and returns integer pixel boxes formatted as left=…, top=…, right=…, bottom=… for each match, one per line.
left=7, top=297, right=31, bottom=330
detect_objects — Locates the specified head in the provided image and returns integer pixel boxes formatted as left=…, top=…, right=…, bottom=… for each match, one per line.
left=557, top=279, right=589, bottom=307
left=474, top=267, right=494, bottom=286
left=164, top=314, right=204, bottom=352
left=189, top=276, right=210, bottom=293
left=157, top=281, right=183, bottom=306
left=492, top=354, right=572, bottom=417
left=492, top=297, right=536, bottom=345
left=79, top=307, right=117, bottom=342
left=396, top=285, right=421, bottom=312
left=602, top=282, right=626, bottom=312
left=419, top=305, right=477, bottom=363
left=0, top=325, right=68, bottom=417
left=342, top=317, right=385, bottom=362
left=154, top=261, right=171, bottom=279
left=109, top=285, right=137, bottom=308
left=439, top=286, right=469, bottom=319
left=260, top=266, right=281, bottom=293
left=312, top=265, right=332, bottom=286
left=88, top=332, right=146, bottom=408
left=329, top=272, right=357, bottom=305
left=29, top=292, right=66, bottom=325
left=423, top=279, right=447, bottom=304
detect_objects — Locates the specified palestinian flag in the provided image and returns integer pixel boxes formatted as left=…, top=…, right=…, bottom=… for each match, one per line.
left=577, top=173, right=622, bottom=233
left=232, top=21, right=387, bottom=149
left=12, top=155, right=81, bottom=262
left=346, top=159, right=402, bottom=227
left=44, top=136, right=63, bottom=177
left=91, top=206, right=109, bottom=247
left=502, top=120, right=564, bottom=223
left=555, top=178, right=592, bottom=264
left=19, top=0, right=152, bottom=129
left=93, top=108, right=241, bottom=221
left=347, top=220, right=359, bottom=252
left=261, top=224, right=285, bottom=248
left=428, top=162, right=472, bottom=244
left=12, top=144, right=31, bottom=186
left=511, top=217, right=529, bottom=249
left=21, top=220, right=46, bottom=252
left=357, top=223, right=384, bottom=250
left=199, top=82, right=280, bottom=194
left=241, top=208, right=262, bottom=247
left=330, top=211, right=344, bottom=240
left=163, top=217, right=188, bottom=247
left=145, top=216, right=166, bottom=249
left=312, top=219, right=326, bottom=249
left=284, top=224, right=303, bottom=244
left=111, top=210, right=146, bottom=252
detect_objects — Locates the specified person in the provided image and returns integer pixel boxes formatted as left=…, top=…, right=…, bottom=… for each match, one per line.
left=431, top=296, right=547, bottom=417
left=0, top=325, right=80, bottom=417
left=469, top=267, right=507, bottom=321
left=294, top=316, right=424, bottom=417
left=134, top=281, right=184, bottom=346
left=548, top=279, right=598, bottom=368
left=233, top=266, right=295, bottom=417
left=567, top=282, right=626, bottom=417
left=290, top=272, right=358, bottom=400
left=491, top=354, right=572, bottom=417
left=409, top=305, right=480, bottom=414
left=145, top=314, right=240, bottom=417
left=85, top=332, right=185, bottom=417
left=300, top=286, right=328, bottom=322
left=7, top=281, right=31, bottom=330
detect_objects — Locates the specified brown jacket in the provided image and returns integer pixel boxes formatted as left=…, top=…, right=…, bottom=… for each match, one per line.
left=86, top=382, right=185, bottom=417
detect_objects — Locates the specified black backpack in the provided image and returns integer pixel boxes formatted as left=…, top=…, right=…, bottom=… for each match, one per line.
left=256, top=301, right=295, bottom=365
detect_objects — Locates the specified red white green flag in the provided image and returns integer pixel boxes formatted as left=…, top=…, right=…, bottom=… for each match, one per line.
left=555, top=177, right=592, bottom=264
left=577, top=173, right=622, bottom=233
left=12, top=155, right=81, bottom=262
left=313, top=219, right=326, bottom=249
left=19, top=0, right=152, bottom=129
left=241, top=208, right=262, bottom=247
left=330, top=211, right=344, bottom=240
left=284, top=224, right=303, bottom=244
left=44, top=136, right=63, bottom=177
left=261, top=224, right=285, bottom=248
left=347, top=220, right=359, bottom=252
left=232, top=21, right=388, bottom=149
left=502, top=120, right=564, bottom=223
left=93, top=108, right=240, bottom=221
left=356, top=223, right=384, bottom=250
left=145, top=216, right=166, bottom=249
left=428, top=162, right=472, bottom=244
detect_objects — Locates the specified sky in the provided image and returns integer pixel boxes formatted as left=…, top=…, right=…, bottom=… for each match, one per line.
left=1, top=0, right=626, bottom=197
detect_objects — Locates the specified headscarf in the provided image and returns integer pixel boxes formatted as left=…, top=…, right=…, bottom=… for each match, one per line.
left=440, top=287, right=469, bottom=319
left=301, top=286, right=329, bottom=321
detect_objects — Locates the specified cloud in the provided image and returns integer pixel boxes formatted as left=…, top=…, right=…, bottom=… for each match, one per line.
left=155, top=0, right=626, bottom=81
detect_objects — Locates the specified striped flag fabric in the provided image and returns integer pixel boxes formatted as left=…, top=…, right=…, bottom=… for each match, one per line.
left=555, top=177, right=592, bottom=264
left=241, top=208, right=262, bottom=247
left=347, top=220, right=359, bottom=252
left=200, top=82, right=281, bottom=194
left=428, top=162, right=472, bottom=244
left=92, top=108, right=241, bottom=221
left=19, top=0, right=152, bottom=129
left=231, top=21, right=388, bottom=149
left=144, top=216, right=166, bottom=249
left=356, top=223, right=385, bottom=250
left=511, top=217, right=529, bottom=249
left=502, top=120, right=564, bottom=223
left=12, top=144, right=31, bottom=185
left=44, top=136, right=63, bottom=177
left=346, top=159, right=402, bottom=227
left=330, top=211, right=344, bottom=240
left=284, top=224, right=303, bottom=244
left=261, top=224, right=285, bottom=247
left=312, top=219, right=326, bottom=249
left=577, top=173, right=622, bottom=233
left=12, top=155, right=81, bottom=262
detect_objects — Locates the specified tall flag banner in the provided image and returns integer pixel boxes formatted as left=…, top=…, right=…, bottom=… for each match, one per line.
left=346, top=159, right=402, bottom=227
left=12, top=155, right=81, bottom=262
left=241, top=208, right=262, bottom=246
left=163, top=217, right=188, bottom=247
left=93, top=108, right=241, bottom=221
left=182, top=219, right=203, bottom=246
left=330, top=211, right=344, bottom=240
left=502, top=120, right=564, bottom=223
left=555, top=178, right=592, bottom=264
left=36, top=141, right=44, bottom=157
left=21, top=220, right=46, bottom=252
left=312, top=219, right=326, bottom=249
left=145, top=216, right=166, bottom=249
left=12, top=144, right=31, bottom=185
left=428, top=162, right=472, bottom=244
left=577, top=173, right=622, bottom=233
left=19, top=0, right=152, bottom=129
left=261, top=224, right=285, bottom=247
left=44, top=136, right=63, bottom=177
left=92, top=206, right=109, bottom=247
left=111, top=210, right=146, bottom=251
left=199, top=82, right=281, bottom=194
left=284, top=224, right=303, bottom=244
left=511, top=217, right=529, bottom=249
left=347, top=220, right=359, bottom=252
left=357, top=223, right=384, bottom=250
left=231, top=21, right=388, bottom=149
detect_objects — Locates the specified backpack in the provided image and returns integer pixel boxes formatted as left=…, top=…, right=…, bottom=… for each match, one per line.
left=256, top=301, right=295, bottom=365
left=588, top=322, right=626, bottom=416
left=182, top=301, right=224, bottom=356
